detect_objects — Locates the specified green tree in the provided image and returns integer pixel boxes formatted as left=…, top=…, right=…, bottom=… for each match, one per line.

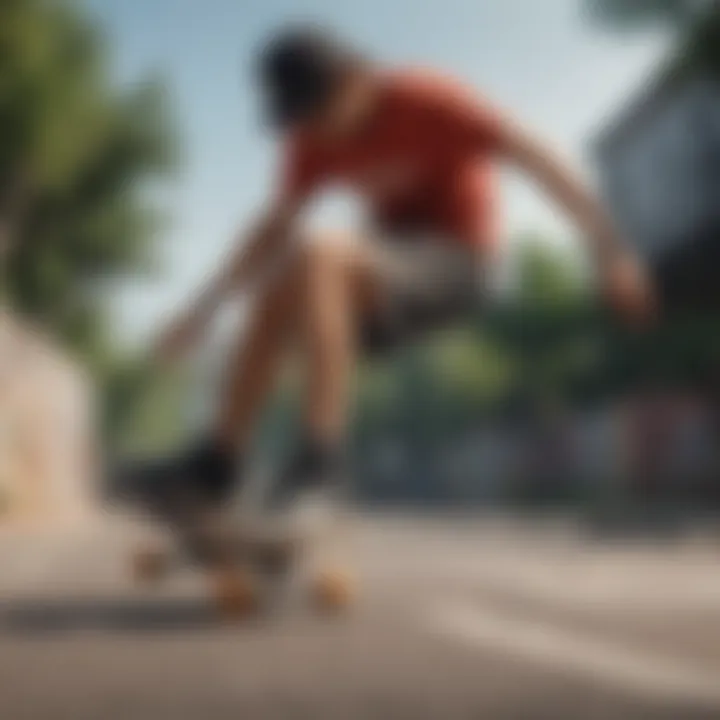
left=513, top=233, right=587, bottom=309
left=585, top=0, right=706, bottom=30
left=585, top=0, right=720, bottom=73
left=0, top=0, right=176, bottom=357
left=0, top=0, right=179, bottom=446
left=482, top=235, right=594, bottom=411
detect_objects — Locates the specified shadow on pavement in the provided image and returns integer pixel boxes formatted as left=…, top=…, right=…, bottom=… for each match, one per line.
left=0, top=597, right=259, bottom=635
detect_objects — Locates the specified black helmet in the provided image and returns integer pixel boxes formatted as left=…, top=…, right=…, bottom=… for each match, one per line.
left=256, top=25, right=362, bottom=130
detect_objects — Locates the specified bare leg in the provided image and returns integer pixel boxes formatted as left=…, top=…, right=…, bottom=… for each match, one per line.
left=214, top=236, right=380, bottom=452
left=120, top=236, right=384, bottom=516
left=301, top=239, right=369, bottom=444
left=214, top=255, right=302, bottom=449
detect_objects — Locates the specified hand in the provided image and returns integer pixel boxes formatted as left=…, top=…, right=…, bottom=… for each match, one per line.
left=599, top=249, right=657, bottom=326
left=152, top=307, right=208, bottom=363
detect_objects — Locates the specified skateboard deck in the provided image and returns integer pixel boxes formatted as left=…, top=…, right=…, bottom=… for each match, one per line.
left=118, top=472, right=354, bottom=618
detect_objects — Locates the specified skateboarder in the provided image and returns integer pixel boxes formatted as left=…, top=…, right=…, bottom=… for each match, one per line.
left=131, top=25, right=654, bottom=515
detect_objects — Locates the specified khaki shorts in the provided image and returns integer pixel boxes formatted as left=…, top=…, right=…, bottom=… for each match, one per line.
left=361, top=235, right=487, bottom=356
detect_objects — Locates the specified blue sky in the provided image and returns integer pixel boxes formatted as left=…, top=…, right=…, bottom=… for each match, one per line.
left=85, top=0, right=666, bottom=345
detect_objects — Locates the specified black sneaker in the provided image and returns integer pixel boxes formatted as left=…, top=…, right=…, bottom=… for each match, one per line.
left=265, top=439, right=349, bottom=535
left=113, top=440, right=241, bottom=522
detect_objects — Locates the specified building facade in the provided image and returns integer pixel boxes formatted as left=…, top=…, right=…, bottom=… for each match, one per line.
left=594, top=67, right=720, bottom=307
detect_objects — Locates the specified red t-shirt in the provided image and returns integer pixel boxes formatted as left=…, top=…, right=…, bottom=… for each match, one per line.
left=280, top=68, right=505, bottom=250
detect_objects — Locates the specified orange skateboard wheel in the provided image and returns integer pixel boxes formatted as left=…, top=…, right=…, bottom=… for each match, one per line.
left=311, top=567, right=355, bottom=613
left=212, top=569, right=259, bottom=620
left=130, top=546, right=169, bottom=584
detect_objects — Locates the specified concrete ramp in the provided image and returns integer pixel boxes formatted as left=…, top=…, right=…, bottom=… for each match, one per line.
left=0, top=312, right=99, bottom=527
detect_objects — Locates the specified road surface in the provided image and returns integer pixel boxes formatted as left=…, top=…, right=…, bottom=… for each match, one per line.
left=1, top=513, right=720, bottom=719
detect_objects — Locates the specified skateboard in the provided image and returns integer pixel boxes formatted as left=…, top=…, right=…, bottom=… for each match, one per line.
left=117, top=471, right=354, bottom=619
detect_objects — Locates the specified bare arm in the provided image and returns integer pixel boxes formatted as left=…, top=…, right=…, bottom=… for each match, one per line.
left=186, top=197, right=299, bottom=320
left=497, top=120, right=623, bottom=264
left=495, top=119, right=655, bottom=321
left=153, top=196, right=301, bottom=360
left=427, top=77, right=637, bottom=274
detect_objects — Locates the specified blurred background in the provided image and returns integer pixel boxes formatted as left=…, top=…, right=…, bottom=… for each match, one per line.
left=3, top=1, right=720, bottom=718
left=3, top=0, right=720, bottom=532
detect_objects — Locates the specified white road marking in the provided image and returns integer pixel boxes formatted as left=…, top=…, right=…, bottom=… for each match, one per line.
left=367, top=546, right=720, bottom=611
left=436, top=558, right=720, bottom=611
left=426, top=601, right=720, bottom=708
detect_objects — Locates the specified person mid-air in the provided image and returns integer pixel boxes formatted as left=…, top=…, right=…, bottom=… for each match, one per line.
left=130, top=25, right=654, bottom=516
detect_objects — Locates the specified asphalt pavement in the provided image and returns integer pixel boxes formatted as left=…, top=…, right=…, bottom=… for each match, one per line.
left=1, top=512, right=720, bottom=719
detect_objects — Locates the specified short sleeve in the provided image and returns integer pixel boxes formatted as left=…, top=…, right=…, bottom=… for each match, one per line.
left=402, top=71, right=506, bottom=154
left=444, top=84, right=505, bottom=152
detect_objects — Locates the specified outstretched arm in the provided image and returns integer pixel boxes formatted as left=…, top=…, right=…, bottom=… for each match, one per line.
left=153, top=195, right=302, bottom=361
left=154, top=129, right=323, bottom=361
left=495, top=118, right=655, bottom=322
left=497, top=121, right=617, bottom=264
left=186, top=197, right=299, bottom=316
left=419, top=73, right=654, bottom=321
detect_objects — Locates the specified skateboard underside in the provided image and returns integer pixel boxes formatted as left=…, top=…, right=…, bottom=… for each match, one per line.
left=113, top=464, right=354, bottom=617
left=128, top=500, right=353, bottom=618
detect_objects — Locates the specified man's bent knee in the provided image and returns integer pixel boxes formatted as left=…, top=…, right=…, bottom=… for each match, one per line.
left=299, top=231, right=358, bottom=275
left=254, top=232, right=357, bottom=320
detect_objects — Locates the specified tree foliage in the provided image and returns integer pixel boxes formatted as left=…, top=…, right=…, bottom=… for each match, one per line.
left=585, top=0, right=720, bottom=73
left=0, top=0, right=180, bottom=447
left=0, top=0, right=177, bottom=358
left=584, top=0, right=703, bottom=31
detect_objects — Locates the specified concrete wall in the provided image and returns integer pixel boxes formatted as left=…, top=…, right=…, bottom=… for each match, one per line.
left=0, top=313, right=98, bottom=525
